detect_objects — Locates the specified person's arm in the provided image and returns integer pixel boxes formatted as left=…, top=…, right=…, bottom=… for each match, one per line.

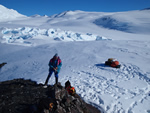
left=57, top=61, right=62, bottom=69
left=55, top=60, right=62, bottom=72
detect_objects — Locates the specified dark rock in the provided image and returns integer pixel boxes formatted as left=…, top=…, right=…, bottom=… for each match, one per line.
left=0, top=62, right=7, bottom=68
left=0, top=79, right=103, bottom=113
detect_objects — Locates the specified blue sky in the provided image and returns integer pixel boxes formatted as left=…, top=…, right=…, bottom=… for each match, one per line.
left=0, top=0, right=150, bottom=16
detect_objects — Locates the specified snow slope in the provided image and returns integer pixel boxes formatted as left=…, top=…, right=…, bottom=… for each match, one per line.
left=0, top=5, right=150, bottom=113
left=0, top=5, right=26, bottom=22
left=0, top=9, right=150, bottom=41
left=93, top=10, right=150, bottom=34
left=0, top=40, right=150, bottom=113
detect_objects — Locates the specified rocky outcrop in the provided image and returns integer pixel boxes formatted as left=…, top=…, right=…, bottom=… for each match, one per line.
left=0, top=62, right=7, bottom=68
left=0, top=79, right=102, bottom=113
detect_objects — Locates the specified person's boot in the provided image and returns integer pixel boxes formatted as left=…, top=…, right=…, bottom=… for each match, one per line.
left=55, top=77, right=58, bottom=85
left=44, top=74, right=50, bottom=86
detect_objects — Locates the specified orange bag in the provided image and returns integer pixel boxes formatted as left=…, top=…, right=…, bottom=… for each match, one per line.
left=111, top=61, right=119, bottom=67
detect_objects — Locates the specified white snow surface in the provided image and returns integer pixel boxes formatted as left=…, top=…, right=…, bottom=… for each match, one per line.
left=0, top=5, right=150, bottom=113
left=0, top=5, right=26, bottom=22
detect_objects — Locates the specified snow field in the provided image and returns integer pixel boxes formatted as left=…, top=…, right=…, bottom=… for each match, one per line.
left=0, top=5, right=26, bottom=22
left=68, top=63, right=150, bottom=113
left=0, top=5, right=150, bottom=113
left=0, top=27, right=110, bottom=45
left=1, top=40, right=149, bottom=113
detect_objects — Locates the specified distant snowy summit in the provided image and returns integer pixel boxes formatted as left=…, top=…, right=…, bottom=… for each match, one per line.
left=30, top=14, right=49, bottom=18
left=50, top=10, right=85, bottom=18
left=0, top=4, right=26, bottom=21
left=141, top=7, right=150, bottom=10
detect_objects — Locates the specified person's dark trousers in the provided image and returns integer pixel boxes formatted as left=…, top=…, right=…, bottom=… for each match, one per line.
left=45, top=74, right=50, bottom=85
left=45, top=69, right=58, bottom=85
left=55, top=77, right=58, bottom=84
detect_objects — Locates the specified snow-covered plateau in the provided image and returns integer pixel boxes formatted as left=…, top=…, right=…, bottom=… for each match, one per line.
left=0, top=5, right=150, bottom=113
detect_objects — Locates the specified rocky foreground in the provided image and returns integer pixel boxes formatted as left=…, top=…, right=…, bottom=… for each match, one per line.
left=0, top=79, right=103, bottom=113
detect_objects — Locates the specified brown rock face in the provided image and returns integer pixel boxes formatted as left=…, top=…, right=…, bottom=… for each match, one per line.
left=0, top=79, right=103, bottom=113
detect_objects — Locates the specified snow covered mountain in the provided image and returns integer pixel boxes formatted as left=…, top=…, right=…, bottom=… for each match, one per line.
left=93, top=10, right=150, bottom=34
left=0, top=4, right=26, bottom=21
left=0, top=8, right=150, bottom=45
left=49, top=10, right=150, bottom=34
left=0, top=5, right=150, bottom=113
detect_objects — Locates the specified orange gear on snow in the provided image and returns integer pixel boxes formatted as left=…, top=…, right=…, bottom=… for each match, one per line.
left=111, top=61, right=119, bottom=67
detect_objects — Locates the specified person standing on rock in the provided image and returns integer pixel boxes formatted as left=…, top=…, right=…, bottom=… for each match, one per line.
left=45, top=53, right=62, bottom=85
